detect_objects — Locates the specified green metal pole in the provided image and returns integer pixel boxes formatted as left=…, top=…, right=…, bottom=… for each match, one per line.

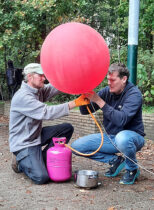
left=127, top=0, right=140, bottom=85
left=127, top=45, right=138, bottom=85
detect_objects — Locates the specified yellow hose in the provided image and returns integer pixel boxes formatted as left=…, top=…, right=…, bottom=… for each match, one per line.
left=64, top=106, right=104, bottom=156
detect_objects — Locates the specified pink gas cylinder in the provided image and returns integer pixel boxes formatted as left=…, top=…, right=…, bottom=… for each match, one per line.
left=47, top=137, right=72, bottom=182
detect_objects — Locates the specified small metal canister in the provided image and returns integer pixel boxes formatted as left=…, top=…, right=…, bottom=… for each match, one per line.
left=74, top=170, right=101, bottom=188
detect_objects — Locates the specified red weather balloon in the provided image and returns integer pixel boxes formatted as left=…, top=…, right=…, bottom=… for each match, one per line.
left=40, top=22, right=110, bottom=94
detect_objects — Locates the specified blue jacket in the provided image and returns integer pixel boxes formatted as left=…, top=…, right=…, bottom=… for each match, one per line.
left=80, top=82, right=145, bottom=137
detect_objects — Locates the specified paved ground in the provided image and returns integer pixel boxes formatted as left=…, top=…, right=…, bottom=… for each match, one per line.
left=0, top=119, right=154, bottom=210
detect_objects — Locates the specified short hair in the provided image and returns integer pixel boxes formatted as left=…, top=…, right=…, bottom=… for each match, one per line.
left=23, top=74, right=28, bottom=82
left=108, top=63, right=130, bottom=81
left=23, top=72, right=35, bottom=83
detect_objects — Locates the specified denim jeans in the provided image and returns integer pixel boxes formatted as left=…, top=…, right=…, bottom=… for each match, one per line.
left=71, top=130, right=145, bottom=171
left=14, top=123, right=74, bottom=184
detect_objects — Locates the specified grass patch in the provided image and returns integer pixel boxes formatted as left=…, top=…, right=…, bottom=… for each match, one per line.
left=45, top=102, right=57, bottom=105
left=45, top=102, right=153, bottom=113
left=45, top=101, right=79, bottom=110
left=0, top=101, right=4, bottom=105
left=142, top=105, right=154, bottom=113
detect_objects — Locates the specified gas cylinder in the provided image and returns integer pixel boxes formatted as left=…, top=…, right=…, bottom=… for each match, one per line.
left=47, top=137, right=72, bottom=182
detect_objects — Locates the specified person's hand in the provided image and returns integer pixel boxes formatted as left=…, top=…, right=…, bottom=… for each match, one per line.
left=85, top=91, right=106, bottom=108
left=74, top=94, right=90, bottom=107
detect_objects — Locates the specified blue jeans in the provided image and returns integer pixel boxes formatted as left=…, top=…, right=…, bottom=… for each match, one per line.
left=71, top=130, right=145, bottom=171
left=14, top=123, right=74, bottom=184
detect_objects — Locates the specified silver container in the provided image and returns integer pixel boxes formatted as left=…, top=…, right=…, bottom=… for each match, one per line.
left=74, top=170, right=100, bottom=188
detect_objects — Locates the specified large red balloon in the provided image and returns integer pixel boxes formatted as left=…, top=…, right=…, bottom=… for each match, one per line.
left=41, top=22, right=110, bottom=94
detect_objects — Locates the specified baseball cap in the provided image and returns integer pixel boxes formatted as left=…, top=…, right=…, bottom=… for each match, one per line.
left=24, top=63, right=44, bottom=75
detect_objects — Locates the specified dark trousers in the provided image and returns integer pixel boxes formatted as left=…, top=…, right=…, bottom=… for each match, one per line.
left=15, top=123, right=74, bottom=184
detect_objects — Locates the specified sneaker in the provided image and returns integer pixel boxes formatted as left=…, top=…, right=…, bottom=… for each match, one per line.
left=104, top=156, right=125, bottom=177
left=11, top=153, right=20, bottom=173
left=119, top=169, right=140, bottom=185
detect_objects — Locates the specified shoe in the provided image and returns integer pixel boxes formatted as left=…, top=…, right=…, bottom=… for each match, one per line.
left=11, top=153, right=20, bottom=173
left=104, top=156, right=125, bottom=177
left=119, top=169, right=140, bottom=185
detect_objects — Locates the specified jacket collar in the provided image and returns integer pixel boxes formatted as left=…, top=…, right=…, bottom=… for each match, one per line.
left=21, top=81, right=39, bottom=94
left=111, top=81, right=134, bottom=98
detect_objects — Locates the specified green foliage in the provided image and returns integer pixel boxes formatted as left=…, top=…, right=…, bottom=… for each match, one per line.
left=49, top=92, right=77, bottom=103
left=0, top=0, right=80, bottom=69
left=139, top=0, right=154, bottom=51
left=0, top=101, right=4, bottom=105
left=0, top=0, right=153, bottom=105
left=142, top=105, right=154, bottom=113
left=137, top=49, right=154, bottom=105
left=0, top=0, right=80, bottom=99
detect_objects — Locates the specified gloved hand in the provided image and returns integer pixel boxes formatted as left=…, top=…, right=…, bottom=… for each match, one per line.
left=74, top=94, right=90, bottom=107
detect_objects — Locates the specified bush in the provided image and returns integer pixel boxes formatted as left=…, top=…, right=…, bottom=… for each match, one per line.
left=137, top=49, right=154, bottom=105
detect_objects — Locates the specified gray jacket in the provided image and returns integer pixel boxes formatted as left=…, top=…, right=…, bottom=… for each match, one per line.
left=9, top=81, right=69, bottom=152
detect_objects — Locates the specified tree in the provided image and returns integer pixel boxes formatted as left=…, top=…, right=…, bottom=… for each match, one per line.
left=0, top=0, right=153, bottom=104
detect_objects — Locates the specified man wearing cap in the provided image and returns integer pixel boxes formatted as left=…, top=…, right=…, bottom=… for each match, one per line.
left=9, top=63, right=89, bottom=184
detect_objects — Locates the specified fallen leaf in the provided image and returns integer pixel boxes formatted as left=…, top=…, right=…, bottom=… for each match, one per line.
left=108, top=207, right=117, bottom=210
left=26, top=190, right=32, bottom=194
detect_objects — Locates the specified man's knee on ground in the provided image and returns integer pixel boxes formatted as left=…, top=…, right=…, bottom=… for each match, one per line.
left=33, top=171, right=49, bottom=185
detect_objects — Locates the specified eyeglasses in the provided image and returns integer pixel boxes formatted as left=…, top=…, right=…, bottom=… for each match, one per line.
left=33, top=73, right=46, bottom=79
